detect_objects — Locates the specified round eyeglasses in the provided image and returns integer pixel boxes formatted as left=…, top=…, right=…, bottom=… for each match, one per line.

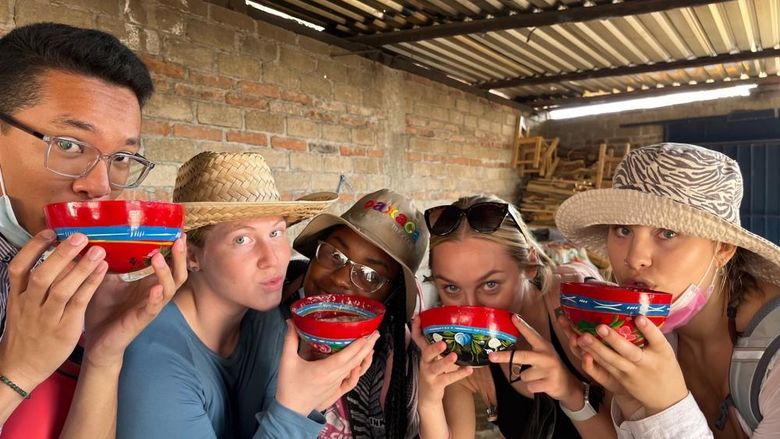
left=0, top=113, right=155, bottom=188
left=314, top=240, right=389, bottom=293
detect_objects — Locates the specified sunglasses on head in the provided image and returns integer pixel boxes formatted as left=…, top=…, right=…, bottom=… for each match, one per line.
left=424, top=202, right=516, bottom=236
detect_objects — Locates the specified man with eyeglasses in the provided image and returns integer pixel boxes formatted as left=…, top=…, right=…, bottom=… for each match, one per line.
left=0, top=23, right=186, bottom=438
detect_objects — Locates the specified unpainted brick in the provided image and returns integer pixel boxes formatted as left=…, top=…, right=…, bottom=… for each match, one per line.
left=322, top=125, right=350, bottom=143
left=163, top=40, right=215, bottom=72
left=264, top=64, right=300, bottom=90
left=286, top=118, right=319, bottom=138
left=197, top=103, right=242, bottom=128
left=226, top=131, right=268, bottom=146
left=155, top=6, right=186, bottom=35
left=15, top=0, right=93, bottom=28
left=334, top=84, right=362, bottom=106
left=246, top=111, right=285, bottom=133
left=301, top=75, right=332, bottom=99
left=186, top=18, right=235, bottom=51
left=173, top=124, right=223, bottom=141
left=279, top=46, right=316, bottom=73
left=209, top=4, right=254, bottom=30
left=255, top=20, right=298, bottom=46
left=241, top=35, right=279, bottom=61
left=218, top=53, right=261, bottom=80
left=142, top=138, right=202, bottom=162
left=289, top=152, right=323, bottom=171
left=143, top=94, right=194, bottom=122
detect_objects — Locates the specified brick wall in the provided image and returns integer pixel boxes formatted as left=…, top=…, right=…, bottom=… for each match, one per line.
left=0, top=0, right=522, bottom=218
left=535, top=86, right=780, bottom=154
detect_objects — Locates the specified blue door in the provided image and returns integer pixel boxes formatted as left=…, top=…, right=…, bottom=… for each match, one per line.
left=702, top=142, right=780, bottom=245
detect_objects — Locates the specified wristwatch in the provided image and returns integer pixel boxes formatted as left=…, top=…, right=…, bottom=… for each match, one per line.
left=559, top=381, right=598, bottom=422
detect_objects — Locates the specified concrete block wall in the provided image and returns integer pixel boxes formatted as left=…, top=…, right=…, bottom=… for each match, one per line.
left=0, top=0, right=522, bottom=217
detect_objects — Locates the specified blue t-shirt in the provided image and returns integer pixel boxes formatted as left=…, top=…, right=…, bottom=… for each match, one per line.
left=117, top=302, right=324, bottom=438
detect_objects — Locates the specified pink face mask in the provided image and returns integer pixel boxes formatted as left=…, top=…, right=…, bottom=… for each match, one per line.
left=661, top=255, right=717, bottom=334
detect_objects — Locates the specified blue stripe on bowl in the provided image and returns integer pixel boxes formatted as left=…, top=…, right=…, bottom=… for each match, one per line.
left=560, top=293, right=670, bottom=316
left=296, top=302, right=376, bottom=318
left=422, top=324, right=518, bottom=343
left=53, top=225, right=181, bottom=242
left=297, top=331, right=354, bottom=345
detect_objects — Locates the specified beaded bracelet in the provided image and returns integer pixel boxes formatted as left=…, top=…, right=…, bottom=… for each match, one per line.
left=0, top=375, right=30, bottom=399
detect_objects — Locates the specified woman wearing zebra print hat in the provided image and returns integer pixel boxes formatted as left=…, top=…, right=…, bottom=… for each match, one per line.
left=555, top=142, right=780, bottom=438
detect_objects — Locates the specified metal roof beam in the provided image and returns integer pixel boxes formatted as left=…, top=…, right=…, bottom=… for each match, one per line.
left=345, top=0, right=730, bottom=46
left=246, top=6, right=535, bottom=113
left=479, top=47, right=780, bottom=89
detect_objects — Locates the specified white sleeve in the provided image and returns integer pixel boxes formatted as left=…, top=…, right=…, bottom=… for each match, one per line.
left=748, top=351, right=780, bottom=438
left=611, top=393, right=713, bottom=439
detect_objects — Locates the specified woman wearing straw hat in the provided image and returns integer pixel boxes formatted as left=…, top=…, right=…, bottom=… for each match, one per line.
left=117, top=152, right=379, bottom=439
left=283, top=189, right=428, bottom=439
left=412, top=194, right=615, bottom=439
left=555, top=143, right=780, bottom=438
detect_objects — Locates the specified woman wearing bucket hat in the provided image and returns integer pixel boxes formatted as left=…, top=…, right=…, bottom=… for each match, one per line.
left=117, top=152, right=379, bottom=439
left=413, top=194, right=615, bottom=439
left=283, top=188, right=428, bottom=439
left=555, top=143, right=780, bottom=438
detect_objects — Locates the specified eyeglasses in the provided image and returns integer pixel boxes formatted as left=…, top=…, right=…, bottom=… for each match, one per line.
left=424, top=202, right=516, bottom=236
left=314, top=240, right=389, bottom=293
left=0, top=113, right=155, bottom=188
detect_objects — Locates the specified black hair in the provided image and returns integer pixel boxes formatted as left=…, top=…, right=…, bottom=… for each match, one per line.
left=0, top=22, right=153, bottom=115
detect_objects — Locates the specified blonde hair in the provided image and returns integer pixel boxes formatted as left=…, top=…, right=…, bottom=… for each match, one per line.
left=428, top=194, right=556, bottom=293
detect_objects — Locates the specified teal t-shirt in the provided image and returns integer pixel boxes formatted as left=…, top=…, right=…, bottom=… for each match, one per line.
left=117, top=302, right=324, bottom=438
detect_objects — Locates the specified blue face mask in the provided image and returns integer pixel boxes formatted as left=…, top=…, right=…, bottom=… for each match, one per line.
left=0, top=166, right=31, bottom=248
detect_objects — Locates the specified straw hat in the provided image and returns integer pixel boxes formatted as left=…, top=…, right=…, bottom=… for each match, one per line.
left=555, top=143, right=780, bottom=286
left=294, top=189, right=429, bottom=319
left=174, top=151, right=337, bottom=231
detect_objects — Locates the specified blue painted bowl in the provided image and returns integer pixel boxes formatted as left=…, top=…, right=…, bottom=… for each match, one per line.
left=290, top=294, right=385, bottom=354
left=419, top=305, right=521, bottom=367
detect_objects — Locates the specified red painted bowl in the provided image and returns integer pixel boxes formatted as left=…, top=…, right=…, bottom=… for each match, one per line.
left=560, top=282, right=672, bottom=347
left=290, top=294, right=385, bottom=355
left=419, top=305, right=521, bottom=367
left=44, top=200, right=184, bottom=274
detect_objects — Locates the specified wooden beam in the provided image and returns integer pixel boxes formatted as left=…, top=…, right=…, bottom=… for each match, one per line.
left=481, top=47, right=780, bottom=90
left=346, top=0, right=729, bottom=46
left=245, top=6, right=534, bottom=113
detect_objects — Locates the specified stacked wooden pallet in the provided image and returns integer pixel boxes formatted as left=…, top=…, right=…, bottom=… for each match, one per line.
left=514, top=141, right=631, bottom=224
left=519, top=178, right=593, bottom=224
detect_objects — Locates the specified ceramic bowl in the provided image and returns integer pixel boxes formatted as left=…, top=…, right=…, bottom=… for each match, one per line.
left=44, top=200, right=184, bottom=274
left=290, top=294, right=386, bottom=355
left=560, top=282, right=672, bottom=347
left=419, top=305, right=521, bottom=367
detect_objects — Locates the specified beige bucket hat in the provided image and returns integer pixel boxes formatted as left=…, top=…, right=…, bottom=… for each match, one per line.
left=174, top=151, right=337, bottom=231
left=555, top=143, right=780, bottom=286
left=293, top=189, right=430, bottom=319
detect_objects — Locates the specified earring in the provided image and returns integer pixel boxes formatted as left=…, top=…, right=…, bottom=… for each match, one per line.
left=188, top=265, right=199, bottom=272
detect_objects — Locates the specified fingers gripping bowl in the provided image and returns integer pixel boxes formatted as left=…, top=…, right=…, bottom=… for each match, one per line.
left=560, top=282, right=672, bottom=347
left=44, top=200, right=184, bottom=274
left=419, top=305, right=521, bottom=367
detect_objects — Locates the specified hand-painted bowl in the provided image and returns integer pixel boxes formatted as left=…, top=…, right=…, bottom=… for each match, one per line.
left=560, top=282, right=672, bottom=347
left=44, top=200, right=184, bottom=274
left=290, top=294, right=386, bottom=355
left=419, top=305, right=521, bottom=367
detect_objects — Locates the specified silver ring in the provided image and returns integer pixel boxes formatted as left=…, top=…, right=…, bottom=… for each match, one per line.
left=486, top=405, right=498, bottom=422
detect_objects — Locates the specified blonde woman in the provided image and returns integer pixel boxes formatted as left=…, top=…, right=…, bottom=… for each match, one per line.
left=413, top=195, right=615, bottom=439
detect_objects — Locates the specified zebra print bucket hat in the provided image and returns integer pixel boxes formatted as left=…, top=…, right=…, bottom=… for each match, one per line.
left=555, top=143, right=780, bottom=286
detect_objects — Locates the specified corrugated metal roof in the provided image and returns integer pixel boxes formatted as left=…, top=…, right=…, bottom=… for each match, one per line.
left=246, top=0, right=780, bottom=111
